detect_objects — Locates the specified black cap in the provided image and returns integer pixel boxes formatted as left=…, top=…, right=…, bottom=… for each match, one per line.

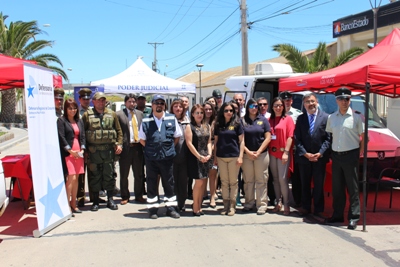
left=78, top=88, right=92, bottom=99
left=335, top=88, right=352, bottom=98
left=137, top=92, right=146, bottom=99
left=279, top=91, right=292, bottom=100
left=212, top=89, right=222, bottom=98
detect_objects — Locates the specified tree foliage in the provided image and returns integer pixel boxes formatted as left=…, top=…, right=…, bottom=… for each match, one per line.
left=272, top=42, right=364, bottom=73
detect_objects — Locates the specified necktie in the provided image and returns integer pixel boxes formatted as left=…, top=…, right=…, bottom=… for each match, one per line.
left=309, top=114, right=315, bottom=134
left=130, top=111, right=139, bottom=142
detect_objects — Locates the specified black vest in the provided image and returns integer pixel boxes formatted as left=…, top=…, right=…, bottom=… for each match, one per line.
left=142, top=113, right=176, bottom=161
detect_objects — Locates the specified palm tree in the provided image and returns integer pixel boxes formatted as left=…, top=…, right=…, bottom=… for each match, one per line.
left=272, top=42, right=364, bottom=73
left=0, top=12, right=68, bottom=122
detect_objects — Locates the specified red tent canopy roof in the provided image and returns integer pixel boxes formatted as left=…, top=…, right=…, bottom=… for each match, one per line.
left=279, top=28, right=400, bottom=98
left=0, top=54, right=37, bottom=89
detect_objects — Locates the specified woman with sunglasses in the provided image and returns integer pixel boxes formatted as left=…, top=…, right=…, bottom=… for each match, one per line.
left=170, top=99, right=190, bottom=212
left=241, top=98, right=271, bottom=215
left=57, top=99, right=86, bottom=216
left=203, top=101, right=218, bottom=208
left=213, top=102, right=244, bottom=216
left=185, top=104, right=212, bottom=216
left=268, top=97, right=295, bottom=215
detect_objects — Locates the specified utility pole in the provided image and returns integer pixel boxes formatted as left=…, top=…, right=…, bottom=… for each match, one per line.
left=148, top=42, right=164, bottom=73
left=240, top=0, right=249, bottom=75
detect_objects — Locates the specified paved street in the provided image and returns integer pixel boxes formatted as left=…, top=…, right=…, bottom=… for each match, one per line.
left=0, top=128, right=399, bottom=266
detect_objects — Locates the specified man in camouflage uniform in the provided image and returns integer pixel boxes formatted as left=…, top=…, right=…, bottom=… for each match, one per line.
left=82, top=92, right=123, bottom=211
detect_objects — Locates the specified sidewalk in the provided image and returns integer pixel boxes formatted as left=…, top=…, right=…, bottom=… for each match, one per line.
left=0, top=126, right=29, bottom=154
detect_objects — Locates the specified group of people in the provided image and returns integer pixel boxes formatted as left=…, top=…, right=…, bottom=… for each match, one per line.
left=54, top=86, right=364, bottom=230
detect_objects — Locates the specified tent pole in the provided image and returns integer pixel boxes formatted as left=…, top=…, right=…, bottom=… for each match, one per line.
left=362, top=83, right=370, bottom=232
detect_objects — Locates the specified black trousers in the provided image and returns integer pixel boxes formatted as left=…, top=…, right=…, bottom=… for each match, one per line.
left=119, top=145, right=144, bottom=200
left=298, top=160, right=327, bottom=213
left=331, top=149, right=360, bottom=221
left=173, top=161, right=188, bottom=209
left=146, top=158, right=176, bottom=213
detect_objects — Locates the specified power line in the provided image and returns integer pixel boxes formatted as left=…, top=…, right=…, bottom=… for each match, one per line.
left=161, top=6, right=239, bottom=61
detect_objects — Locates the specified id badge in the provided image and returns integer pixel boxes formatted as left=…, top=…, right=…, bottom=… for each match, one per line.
left=271, top=135, right=277, bottom=140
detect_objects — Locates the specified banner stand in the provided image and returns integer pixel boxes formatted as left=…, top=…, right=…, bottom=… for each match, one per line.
left=33, top=214, right=72, bottom=238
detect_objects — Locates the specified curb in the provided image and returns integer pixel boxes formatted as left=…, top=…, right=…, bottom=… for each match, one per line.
left=0, top=135, right=29, bottom=153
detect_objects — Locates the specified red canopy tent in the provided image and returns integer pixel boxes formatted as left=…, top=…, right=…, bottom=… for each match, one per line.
left=0, top=54, right=37, bottom=89
left=279, top=28, right=400, bottom=98
left=279, top=28, right=400, bottom=231
left=0, top=54, right=63, bottom=89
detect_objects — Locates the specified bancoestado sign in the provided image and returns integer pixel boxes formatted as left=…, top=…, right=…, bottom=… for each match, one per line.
left=332, top=0, right=400, bottom=38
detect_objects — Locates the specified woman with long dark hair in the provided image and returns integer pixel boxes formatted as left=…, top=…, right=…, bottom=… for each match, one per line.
left=170, top=99, right=190, bottom=212
left=213, top=102, right=244, bottom=216
left=203, top=101, right=218, bottom=208
left=241, top=98, right=271, bottom=215
left=268, top=97, right=295, bottom=215
left=185, top=104, right=212, bottom=216
left=57, top=99, right=86, bottom=215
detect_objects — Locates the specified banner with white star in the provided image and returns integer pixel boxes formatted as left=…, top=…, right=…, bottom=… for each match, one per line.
left=24, top=64, right=71, bottom=237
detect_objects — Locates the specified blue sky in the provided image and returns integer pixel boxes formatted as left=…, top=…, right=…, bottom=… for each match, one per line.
left=3, top=0, right=379, bottom=84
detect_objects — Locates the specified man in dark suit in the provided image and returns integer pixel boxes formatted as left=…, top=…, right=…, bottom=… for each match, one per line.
left=116, top=93, right=146, bottom=204
left=294, top=92, right=331, bottom=217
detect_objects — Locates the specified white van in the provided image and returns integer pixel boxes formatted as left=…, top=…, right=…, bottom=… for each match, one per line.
left=224, top=63, right=400, bottom=180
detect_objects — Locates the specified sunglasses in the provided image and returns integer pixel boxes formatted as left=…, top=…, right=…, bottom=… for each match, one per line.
left=273, top=104, right=284, bottom=108
left=337, top=97, right=350, bottom=102
left=154, top=101, right=165, bottom=105
left=258, top=103, right=268, bottom=106
left=249, top=104, right=258, bottom=109
left=224, top=109, right=233, bottom=113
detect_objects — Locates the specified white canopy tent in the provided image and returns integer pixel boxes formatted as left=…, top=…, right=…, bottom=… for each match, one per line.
left=91, top=58, right=196, bottom=95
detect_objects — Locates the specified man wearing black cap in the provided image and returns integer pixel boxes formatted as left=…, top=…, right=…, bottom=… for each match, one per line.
left=82, top=92, right=123, bottom=211
left=325, top=88, right=364, bottom=230
left=212, top=89, right=223, bottom=110
left=54, top=88, right=65, bottom=118
left=139, top=94, right=182, bottom=219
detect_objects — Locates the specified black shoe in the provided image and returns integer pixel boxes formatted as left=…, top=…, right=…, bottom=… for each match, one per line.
left=242, top=207, right=252, bottom=212
left=297, top=208, right=310, bottom=217
left=199, top=211, right=204, bottom=216
left=71, top=207, right=82, bottom=214
left=193, top=212, right=201, bottom=217
left=77, top=199, right=85, bottom=207
left=167, top=209, right=180, bottom=219
left=149, top=213, right=158, bottom=219
left=348, top=220, right=358, bottom=230
left=107, top=199, right=118, bottom=210
left=325, top=216, right=344, bottom=224
left=91, top=204, right=99, bottom=212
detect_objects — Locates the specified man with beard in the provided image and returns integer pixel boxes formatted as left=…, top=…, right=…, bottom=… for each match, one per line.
left=136, top=93, right=152, bottom=116
left=139, top=94, right=182, bottom=219
left=294, top=93, right=331, bottom=218
left=234, top=93, right=246, bottom=117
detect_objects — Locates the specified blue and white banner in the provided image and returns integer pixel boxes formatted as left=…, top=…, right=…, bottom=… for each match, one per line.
left=24, top=63, right=70, bottom=237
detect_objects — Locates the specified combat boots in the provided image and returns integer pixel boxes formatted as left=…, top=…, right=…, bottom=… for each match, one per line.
left=91, top=192, right=99, bottom=212
left=221, top=200, right=230, bottom=215
left=107, top=191, right=118, bottom=210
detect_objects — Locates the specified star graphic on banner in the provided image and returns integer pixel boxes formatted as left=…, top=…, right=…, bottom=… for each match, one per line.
left=27, top=85, right=34, bottom=97
left=39, top=178, right=65, bottom=228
